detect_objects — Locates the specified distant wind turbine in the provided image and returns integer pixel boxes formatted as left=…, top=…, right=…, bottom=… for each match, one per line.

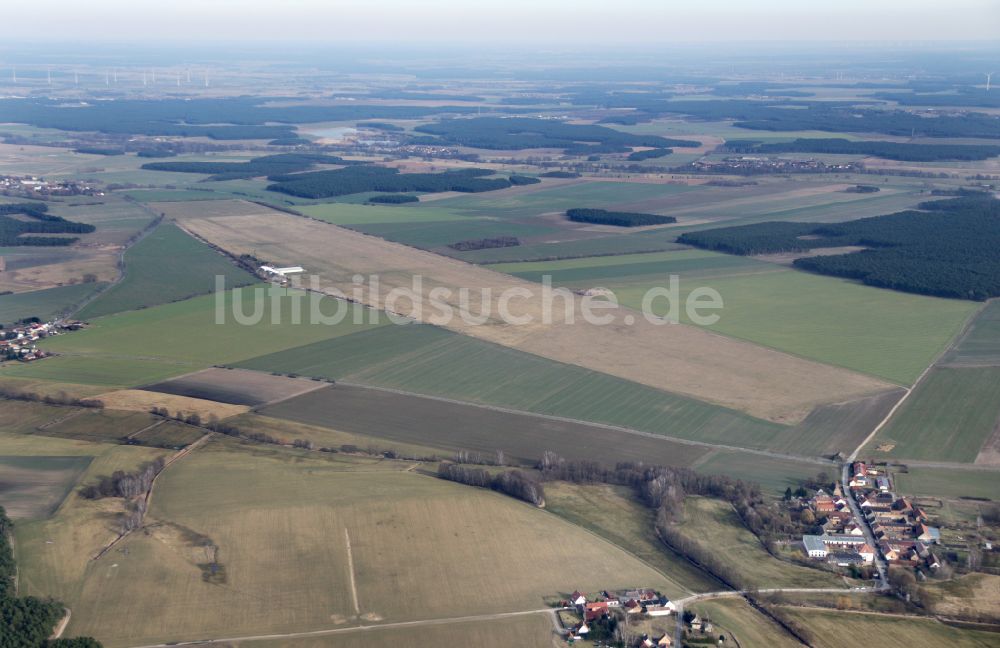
left=47, top=67, right=51, bottom=85
left=987, top=72, right=994, bottom=92
left=11, top=66, right=16, bottom=83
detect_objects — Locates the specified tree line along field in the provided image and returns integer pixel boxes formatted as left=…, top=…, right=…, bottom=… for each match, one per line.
left=76, top=221, right=257, bottom=319
left=495, top=248, right=977, bottom=385
left=20, top=435, right=671, bottom=647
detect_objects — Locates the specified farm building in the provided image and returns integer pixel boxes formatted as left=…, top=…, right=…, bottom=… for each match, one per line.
left=259, top=265, right=305, bottom=277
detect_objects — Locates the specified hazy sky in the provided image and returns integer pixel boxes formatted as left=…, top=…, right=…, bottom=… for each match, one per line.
left=8, top=0, right=1000, bottom=44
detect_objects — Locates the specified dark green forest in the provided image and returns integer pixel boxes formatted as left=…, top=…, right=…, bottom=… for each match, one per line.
left=724, top=138, right=1000, bottom=161
left=266, top=166, right=512, bottom=198
left=0, top=98, right=479, bottom=141
left=566, top=208, right=676, bottom=227
left=595, top=98, right=1000, bottom=139
left=0, top=204, right=95, bottom=247
left=368, top=194, right=419, bottom=204
left=410, top=117, right=699, bottom=153
left=627, top=148, right=673, bottom=161
left=1, top=506, right=101, bottom=648
left=141, top=153, right=352, bottom=180
left=679, top=197, right=1000, bottom=300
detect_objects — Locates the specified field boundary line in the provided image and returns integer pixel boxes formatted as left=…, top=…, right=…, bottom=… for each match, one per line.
left=334, top=380, right=833, bottom=466
left=344, top=528, right=360, bottom=616
left=849, top=300, right=988, bottom=461
left=126, top=418, right=165, bottom=440
left=125, top=608, right=558, bottom=648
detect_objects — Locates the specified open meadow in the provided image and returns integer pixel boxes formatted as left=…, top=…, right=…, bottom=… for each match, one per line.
left=16, top=435, right=674, bottom=647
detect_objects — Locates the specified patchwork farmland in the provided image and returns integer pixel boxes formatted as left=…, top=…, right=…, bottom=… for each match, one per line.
left=178, top=201, right=893, bottom=423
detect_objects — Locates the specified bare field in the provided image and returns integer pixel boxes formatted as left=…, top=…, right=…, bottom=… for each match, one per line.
left=179, top=202, right=892, bottom=423
left=259, top=383, right=712, bottom=467
left=144, top=367, right=327, bottom=406
left=97, top=389, right=250, bottom=420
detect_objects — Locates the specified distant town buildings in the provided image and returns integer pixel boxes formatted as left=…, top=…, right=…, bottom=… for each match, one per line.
left=0, top=175, right=104, bottom=198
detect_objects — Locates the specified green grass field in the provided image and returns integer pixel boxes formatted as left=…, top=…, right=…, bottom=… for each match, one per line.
left=0, top=282, right=107, bottom=325
left=122, top=189, right=235, bottom=202
left=18, top=436, right=672, bottom=647
left=690, top=450, right=835, bottom=494
left=893, top=467, right=1000, bottom=500
left=237, top=323, right=790, bottom=451
left=522, top=251, right=975, bottom=385
left=671, top=497, right=844, bottom=589
left=301, top=201, right=469, bottom=225
left=424, top=180, right=697, bottom=219
left=352, top=217, right=557, bottom=248
left=77, top=222, right=256, bottom=319
left=945, top=299, right=1000, bottom=367
left=22, top=288, right=381, bottom=386
left=866, top=367, right=1000, bottom=462
left=0, top=355, right=199, bottom=387
left=489, top=248, right=768, bottom=285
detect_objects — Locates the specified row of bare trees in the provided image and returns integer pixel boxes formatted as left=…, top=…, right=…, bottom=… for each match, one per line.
left=437, top=463, right=545, bottom=506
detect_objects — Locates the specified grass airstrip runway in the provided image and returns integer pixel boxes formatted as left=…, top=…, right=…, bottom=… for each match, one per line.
left=170, top=200, right=893, bottom=424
